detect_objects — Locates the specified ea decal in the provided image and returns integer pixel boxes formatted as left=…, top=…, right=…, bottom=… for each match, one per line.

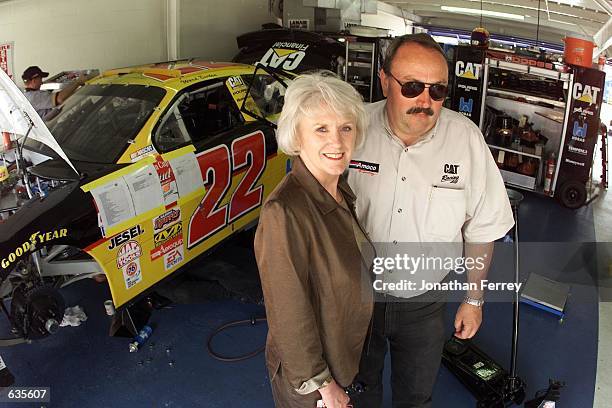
left=116, top=240, right=142, bottom=269
left=108, top=225, right=144, bottom=250
left=2, top=229, right=68, bottom=269
left=164, top=246, right=184, bottom=271
left=455, top=61, right=481, bottom=80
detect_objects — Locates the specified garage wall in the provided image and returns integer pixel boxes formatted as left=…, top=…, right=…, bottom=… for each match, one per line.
left=179, top=0, right=275, bottom=61
left=0, top=0, right=167, bottom=85
left=361, top=1, right=415, bottom=37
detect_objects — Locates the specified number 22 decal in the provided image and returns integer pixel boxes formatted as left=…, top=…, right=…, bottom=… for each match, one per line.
left=188, top=131, right=266, bottom=249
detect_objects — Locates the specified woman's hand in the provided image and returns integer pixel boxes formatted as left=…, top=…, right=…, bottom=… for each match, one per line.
left=318, top=379, right=351, bottom=408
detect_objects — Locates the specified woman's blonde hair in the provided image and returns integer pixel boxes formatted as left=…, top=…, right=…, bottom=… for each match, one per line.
left=276, top=71, right=367, bottom=155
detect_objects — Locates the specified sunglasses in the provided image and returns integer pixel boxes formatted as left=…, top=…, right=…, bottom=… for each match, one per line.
left=388, top=73, right=448, bottom=101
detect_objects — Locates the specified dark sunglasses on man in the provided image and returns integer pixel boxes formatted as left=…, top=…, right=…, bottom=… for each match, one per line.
left=388, top=73, right=448, bottom=101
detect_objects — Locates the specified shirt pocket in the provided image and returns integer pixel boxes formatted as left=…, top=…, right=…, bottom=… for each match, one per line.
left=424, top=186, right=467, bottom=241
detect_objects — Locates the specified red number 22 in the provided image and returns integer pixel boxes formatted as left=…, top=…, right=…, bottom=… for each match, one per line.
left=188, top=131, right=266, bottom=248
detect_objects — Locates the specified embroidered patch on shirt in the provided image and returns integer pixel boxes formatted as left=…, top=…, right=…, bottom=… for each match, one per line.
left=349, top=160, right=380, bottom=174
left=441, top=163, right=460, bottom=184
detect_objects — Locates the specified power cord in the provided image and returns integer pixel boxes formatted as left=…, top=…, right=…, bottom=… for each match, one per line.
left=207, top=316, right=267, bottom=362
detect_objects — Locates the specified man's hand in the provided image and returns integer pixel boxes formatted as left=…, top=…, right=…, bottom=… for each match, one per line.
left=318, top=379, right=351, bottom=408
left=454, top=303, right=482, bottom=339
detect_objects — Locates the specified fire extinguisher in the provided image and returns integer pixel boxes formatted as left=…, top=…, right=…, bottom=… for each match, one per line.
left=2, top=132, right=12, bottom=151
left=543, top=152, right=556, bottom=196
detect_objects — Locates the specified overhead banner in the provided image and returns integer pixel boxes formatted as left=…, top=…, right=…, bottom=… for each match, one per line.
left=0, top=42, right=14, bottom=79
left=450, top=46, right=485, bottom=126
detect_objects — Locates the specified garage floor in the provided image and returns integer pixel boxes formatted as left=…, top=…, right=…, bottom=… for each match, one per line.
left=1, top=187, right=610, bottom=407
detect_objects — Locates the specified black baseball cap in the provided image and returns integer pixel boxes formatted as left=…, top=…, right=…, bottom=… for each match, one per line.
left=22, top=66, right=49, bottom=81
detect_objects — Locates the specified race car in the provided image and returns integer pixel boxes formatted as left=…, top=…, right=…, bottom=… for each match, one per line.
left=0, top=60, right=290, bottom=342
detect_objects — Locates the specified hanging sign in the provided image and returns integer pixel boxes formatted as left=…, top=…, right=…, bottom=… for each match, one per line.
left=450, top=46, right=485, bottom=126
left=0, top=42, right=14, bottom=79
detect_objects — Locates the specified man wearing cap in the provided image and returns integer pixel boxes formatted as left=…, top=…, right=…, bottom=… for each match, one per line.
left=347, top=34, right=514, bottom=407
left=22, top=66, right=88, bottom=121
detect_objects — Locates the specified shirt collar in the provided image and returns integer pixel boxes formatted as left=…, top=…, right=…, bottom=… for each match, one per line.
left=381, top=101, right=439, bottom=147
left=291, top=156, right=356, bottom=215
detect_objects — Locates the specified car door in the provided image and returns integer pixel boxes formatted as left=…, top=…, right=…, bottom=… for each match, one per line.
left=153, top=74, right=286, bottom=268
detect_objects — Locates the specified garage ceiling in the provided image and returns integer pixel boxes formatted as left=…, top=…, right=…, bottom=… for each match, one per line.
left=382, top=0, right=611, bottom=48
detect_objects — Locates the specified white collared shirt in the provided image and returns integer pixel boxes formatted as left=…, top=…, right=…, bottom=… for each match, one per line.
left=347, top=100, right=514, bottom=297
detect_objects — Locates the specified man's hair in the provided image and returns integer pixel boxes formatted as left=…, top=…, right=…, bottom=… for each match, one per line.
left=382, top=33, right=447, bottom=74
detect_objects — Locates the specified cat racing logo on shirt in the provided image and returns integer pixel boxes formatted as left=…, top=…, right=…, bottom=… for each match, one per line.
left=258, top=42, right=309, bottom=71
left=154, top=222, right=183, bottom=246
left=441, top=163, right=459, bottom=184
left=455, top=61, right=481, bottom=80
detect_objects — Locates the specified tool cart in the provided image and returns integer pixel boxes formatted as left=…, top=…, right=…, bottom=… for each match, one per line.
left=451, top=46, right=606, bottom=208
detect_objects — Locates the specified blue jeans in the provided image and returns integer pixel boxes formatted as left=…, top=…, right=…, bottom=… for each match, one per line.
left=352, top=296, right=447, bottom=408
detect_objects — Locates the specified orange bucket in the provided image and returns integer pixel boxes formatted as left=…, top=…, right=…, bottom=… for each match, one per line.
left=563, top=37, right=594, bottom=68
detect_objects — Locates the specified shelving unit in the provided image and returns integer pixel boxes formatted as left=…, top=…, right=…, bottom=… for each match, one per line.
left=345, top=40, right=375, bottom=102
left=480, top=57, right=574, bottom=194
left=487, top=88, right=566, bottom=109
left=450, top=46, right=605, bottom=208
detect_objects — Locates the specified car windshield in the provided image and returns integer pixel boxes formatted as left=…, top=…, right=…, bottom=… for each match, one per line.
left=25, top=84, right=165, bottom=164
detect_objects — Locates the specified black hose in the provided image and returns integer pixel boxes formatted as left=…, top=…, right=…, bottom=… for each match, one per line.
left=206, top=317, right=267, bottom=362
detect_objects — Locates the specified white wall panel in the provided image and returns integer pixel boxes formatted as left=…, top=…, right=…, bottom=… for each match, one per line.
left=0, top=0, right=167, bottom=85
left=180, top=0, right=274, bottom=61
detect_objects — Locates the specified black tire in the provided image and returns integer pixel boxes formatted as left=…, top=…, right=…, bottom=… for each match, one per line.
left=558, top=181, right=587, bottom=209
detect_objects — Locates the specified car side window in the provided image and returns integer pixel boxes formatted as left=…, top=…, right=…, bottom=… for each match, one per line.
left=155, top=95, right=191, bottom=152
left=179, top=81, right=244, bottom=144
left=155, top=80, right=245, bottom=152
left=241, top=74, right=285, bottom=118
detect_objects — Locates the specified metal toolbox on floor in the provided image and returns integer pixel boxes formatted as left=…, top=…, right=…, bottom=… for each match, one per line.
left=500, top=169, right=537, bottom=190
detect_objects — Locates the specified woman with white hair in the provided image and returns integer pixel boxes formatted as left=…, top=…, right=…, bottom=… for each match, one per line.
left=254, top=71, right=373, bottom=408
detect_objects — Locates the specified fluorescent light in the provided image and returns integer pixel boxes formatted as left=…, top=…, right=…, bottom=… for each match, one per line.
left=441, top=6, right=525, bottom=21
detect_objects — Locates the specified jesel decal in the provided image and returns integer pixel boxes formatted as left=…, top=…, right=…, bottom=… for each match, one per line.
left=1, top=229, right=68, bottom=269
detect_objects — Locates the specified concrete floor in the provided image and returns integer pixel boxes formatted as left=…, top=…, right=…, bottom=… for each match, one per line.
left=589, top=100, right=611, bottom=407
left=593, top=185, right=612, bottom=408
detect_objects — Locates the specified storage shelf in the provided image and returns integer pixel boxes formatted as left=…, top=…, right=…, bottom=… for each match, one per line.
left=348, top=81, right=370, bottom=87
left=488, top=144, right=542, bottom=159
left=347, top=61, right=373, bottom=68
left=487, top=88, right=566, bottom=108
left=488, top=59, right=570, bottom=81
left=535, top=111, right=564, bottom=124
left=499, top=169, right=538, bottom=190
left=348, top=43, right=373, bottom=52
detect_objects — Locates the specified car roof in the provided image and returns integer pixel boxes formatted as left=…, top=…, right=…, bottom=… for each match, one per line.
left=91, top=59, right=256, bottom=90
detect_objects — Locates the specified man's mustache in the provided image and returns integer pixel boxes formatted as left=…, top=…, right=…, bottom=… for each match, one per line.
left=406, top=107, right=434, bottom=116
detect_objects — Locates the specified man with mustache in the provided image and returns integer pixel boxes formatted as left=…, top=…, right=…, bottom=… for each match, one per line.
left=347, top=33, right=514, bottom=407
